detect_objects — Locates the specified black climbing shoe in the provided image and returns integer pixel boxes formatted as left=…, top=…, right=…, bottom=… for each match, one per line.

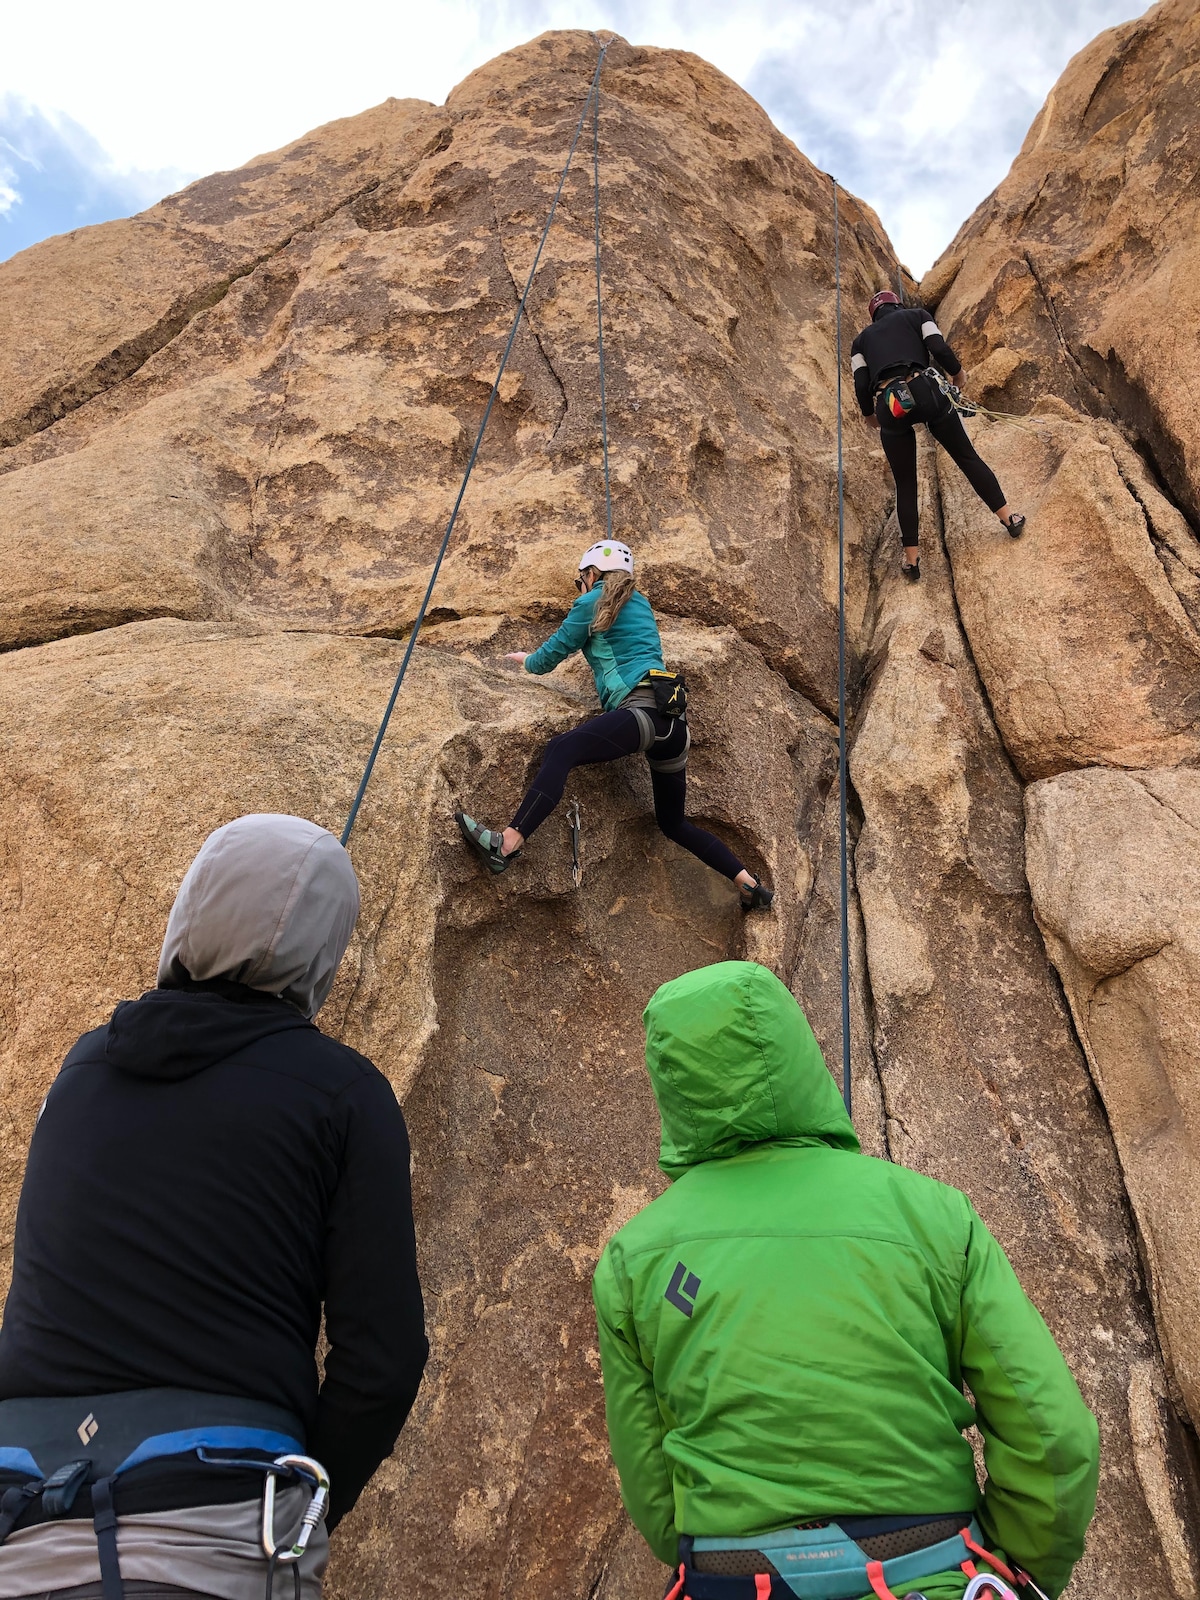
left=901, top=557, right=921, bottom=582
left=456, top=811, right=519, bottom=875
left=739, top=876, right=775, bottom=913
left=1005, top=512, right=1026, bottom=539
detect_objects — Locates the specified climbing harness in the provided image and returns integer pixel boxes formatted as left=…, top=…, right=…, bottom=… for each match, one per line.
left=831, top=178, right=852, bottom=1119
left=341, top=38, right=613, bottom=845
left=668, top=1517, right=1029, bottom=1599
left=0, top=1389, right=326, bottom=1600
left=568, top=797, right=583, bottom=888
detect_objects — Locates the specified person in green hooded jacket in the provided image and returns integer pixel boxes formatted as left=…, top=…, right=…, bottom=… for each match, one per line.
left=591, top=961, right=1099, bottom=1600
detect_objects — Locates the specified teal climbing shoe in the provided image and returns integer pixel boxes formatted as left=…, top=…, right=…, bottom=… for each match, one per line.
left=456, top=811, right=519, bottom=875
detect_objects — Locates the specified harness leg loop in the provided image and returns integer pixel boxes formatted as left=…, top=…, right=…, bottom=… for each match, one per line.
left=865, top=1559, right=900, bottom=1599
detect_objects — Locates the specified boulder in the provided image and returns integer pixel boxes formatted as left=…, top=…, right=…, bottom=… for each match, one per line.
left=0, top=613, right=832, bottom=1600
left=935, top=412, right=1200, bottom=780
left=1025, top=767, right=1200, bottom=1436
left=922, top=0, right=1200, bottom=525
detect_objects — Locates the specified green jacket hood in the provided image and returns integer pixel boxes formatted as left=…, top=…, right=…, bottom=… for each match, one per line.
left=643, top=961, right=859, bottom=1179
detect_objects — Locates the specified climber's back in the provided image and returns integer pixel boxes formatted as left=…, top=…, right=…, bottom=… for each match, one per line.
left=592, top=962, right=1099, bottom=1600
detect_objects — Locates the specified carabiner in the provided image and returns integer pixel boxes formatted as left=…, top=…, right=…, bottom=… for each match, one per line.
left=962, top=1576, right=1019, bottom=1600
left=260, top=1453, right=331, bottom=1563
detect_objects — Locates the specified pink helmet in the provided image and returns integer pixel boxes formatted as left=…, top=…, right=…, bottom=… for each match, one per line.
left=868, top=289, right=902, bottom=318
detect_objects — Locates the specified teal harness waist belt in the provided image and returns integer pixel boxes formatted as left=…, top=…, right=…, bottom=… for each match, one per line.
left=689, top=1516, right=988, bottom=1599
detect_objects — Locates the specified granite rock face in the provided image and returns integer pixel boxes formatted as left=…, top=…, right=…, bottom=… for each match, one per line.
left=2, top=17, right=1200, bottom=1600
left=1025, top=768, right=1200, bottom=1440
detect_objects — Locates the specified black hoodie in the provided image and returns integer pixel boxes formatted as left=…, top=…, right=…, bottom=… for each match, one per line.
left=0, top=979, right=428, bottom=1527
left=849, top=302, right=961, bottom=414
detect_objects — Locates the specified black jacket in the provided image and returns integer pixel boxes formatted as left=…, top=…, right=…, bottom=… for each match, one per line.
left=850, top=303, right=961, bottom=414
left=0, top=979, right=427, bottom=1527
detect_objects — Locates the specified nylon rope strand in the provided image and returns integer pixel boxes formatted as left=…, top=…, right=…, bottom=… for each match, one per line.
left=340, top=41, right=611, bottom=846
left=592, top=51, right=613, bottom=541
left=833, top=177, right=852, bottom=1119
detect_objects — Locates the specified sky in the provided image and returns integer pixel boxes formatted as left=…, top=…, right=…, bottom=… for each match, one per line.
left=1, top=0, right=1149, bottom=275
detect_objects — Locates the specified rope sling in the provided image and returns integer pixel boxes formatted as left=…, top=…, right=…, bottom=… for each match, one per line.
left=341, top=39, right=612, bottom=845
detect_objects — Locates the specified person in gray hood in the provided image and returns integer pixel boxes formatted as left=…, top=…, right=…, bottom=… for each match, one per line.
left=0, top=815, right=428, bottom=1600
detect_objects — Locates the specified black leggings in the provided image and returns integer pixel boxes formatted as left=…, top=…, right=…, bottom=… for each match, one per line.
left=510, top=708, right=745, bottom=882
left=877, top=372, right=1006, bottom=545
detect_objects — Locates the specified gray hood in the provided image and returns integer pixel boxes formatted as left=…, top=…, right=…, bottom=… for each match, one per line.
left=157, top=814, right=360, bottom=1019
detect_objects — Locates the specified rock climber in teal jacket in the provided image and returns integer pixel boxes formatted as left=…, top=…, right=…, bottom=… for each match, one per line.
left=456, top=540, right=773, bottom=909
left=525, top=568, right=665, bottom=708
left=593, top=961, right=1099, bottom=1600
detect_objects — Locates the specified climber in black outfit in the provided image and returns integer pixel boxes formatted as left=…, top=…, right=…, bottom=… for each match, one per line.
left=851, top=290, right=1025, bottom=579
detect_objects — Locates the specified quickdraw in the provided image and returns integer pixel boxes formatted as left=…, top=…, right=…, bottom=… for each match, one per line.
left=567, top=798, right=583, bottom=888
left=923, top=365, right=1038, bottom=432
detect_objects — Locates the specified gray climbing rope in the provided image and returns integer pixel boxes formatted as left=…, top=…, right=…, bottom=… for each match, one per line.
left=341, top=40, right=611, bottom=846
left=832, top=177, right=852, bottom=1119
left=591, top=63, right=613, bottom=542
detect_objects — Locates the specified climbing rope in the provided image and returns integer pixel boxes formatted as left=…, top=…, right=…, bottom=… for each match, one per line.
left=832, top=178, right=852, bottom=1119
left=925, top=366, right=1039, bottom=432
left=591, top=59, right=613, bottom=541
left=340, top=40, right=611, bottom=845
left=952, top=397, right=1039, bottom=432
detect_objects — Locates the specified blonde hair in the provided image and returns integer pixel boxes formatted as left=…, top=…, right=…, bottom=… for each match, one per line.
left=586, top=569, right=636, bottom=633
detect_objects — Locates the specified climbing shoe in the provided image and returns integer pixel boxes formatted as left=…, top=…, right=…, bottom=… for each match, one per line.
left=455, top=811, right=519, bottom=874
left=739, top=876, right=775, bottom=913
left=901, top=557, right=921, bottom=581
left=1005, top=512, right=1026, bottom=538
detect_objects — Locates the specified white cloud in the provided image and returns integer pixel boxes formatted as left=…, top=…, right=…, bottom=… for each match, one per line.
left=0, top=96, right=190, bottom=260
left=0, top=0, right=1150, bottom=272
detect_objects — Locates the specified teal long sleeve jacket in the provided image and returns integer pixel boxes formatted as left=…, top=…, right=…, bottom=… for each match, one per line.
left=524, top=582, right=664, bottom=709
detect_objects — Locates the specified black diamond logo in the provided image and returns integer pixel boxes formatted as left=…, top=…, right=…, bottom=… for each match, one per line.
left=664, top=1261, right=701, bottom=1317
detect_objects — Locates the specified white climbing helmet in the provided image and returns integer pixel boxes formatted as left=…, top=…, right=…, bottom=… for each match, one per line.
left=578, top=540, right=633, bottom=575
